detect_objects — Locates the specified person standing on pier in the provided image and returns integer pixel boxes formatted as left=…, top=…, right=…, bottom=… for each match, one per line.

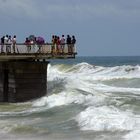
left=71, top=35, right=76, bottom=53
left=12, top=35, right=18, bottom=53
left=25, top=38, right=31, bottom=53
left=1, top=36, right=5, bottom=53
left=54, top=35, right=57, bottom=54
left=51, top=35, right=55, bottom=54
left=4, top=35, right=8, bottom=53
left=60, top=35, right=65, bottom=53
left=66, top=35, right=72, bottom=53
left=7, top=36, right=12, bottom=53
left=56, top=36, right=61, bottom=53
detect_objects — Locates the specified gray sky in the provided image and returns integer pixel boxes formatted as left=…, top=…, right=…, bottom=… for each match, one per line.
left=0, top=0, right=140, bottom=56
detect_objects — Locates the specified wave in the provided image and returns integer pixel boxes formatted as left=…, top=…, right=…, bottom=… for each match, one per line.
left=76, top=106, right=140, bottom=131
left=0, top=62, right=140, bottom=139
left=123, top=130, right=140, bottom=140
left=48, top=63, right=140, bottom=81
left=32, top=63, right=140, bottom=107
left=45, top=62, right=140, bottom=137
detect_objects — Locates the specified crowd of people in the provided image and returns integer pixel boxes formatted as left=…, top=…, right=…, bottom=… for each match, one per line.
left=0, top=34, right=76, bottom=54
left=51, top=35, right=76, bottom=54
left=0, top=35, right=18, bottom=53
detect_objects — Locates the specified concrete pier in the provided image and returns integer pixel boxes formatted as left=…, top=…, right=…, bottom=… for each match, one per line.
left=0, top=43, right=77, bottom=102
left=0, top=61, right=49, bottom=102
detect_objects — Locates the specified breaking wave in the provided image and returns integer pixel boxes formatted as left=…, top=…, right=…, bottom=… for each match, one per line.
left=1, top=62, right=140, bottom=139
left=46, top=63, right=140, bottom=139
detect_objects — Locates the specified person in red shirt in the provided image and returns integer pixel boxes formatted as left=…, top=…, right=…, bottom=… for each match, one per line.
left=56, top=36, right=61, bottom=53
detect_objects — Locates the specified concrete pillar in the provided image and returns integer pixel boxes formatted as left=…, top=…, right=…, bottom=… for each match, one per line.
left=0, top=61, right=49, bottom=102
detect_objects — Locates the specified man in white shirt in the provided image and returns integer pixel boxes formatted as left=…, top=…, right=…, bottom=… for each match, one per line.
left=12, top=35, right=19, bottom=53
left=4, top=35, right=8, bottom=53
left=60, top=35, right=65, bottom=53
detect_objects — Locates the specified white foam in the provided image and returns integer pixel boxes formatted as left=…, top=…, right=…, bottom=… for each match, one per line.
left=123, top=130, right=140, bottom=140
left=34, top=63, right=140, bottom=140
left=33, top=92, right=74, bottom=108
left=47, top=64, right=64, bottom=81
left=33, top=91, right=90, bottom=108
left=94, top=83, right=140, bottom=95
left=33, top=63, right=140, bottom=109
left=43, top=63, right=140, bottom=134
left=47, top=63, right=140, bottom=84
left=76, top=106, right=140, bottom=131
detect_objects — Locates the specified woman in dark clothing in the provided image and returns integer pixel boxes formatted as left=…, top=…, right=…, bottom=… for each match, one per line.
left=1, top=36, right=5, bottom=53
left=66, top=35, right=71, bottom=53
left=71, top=35, right=76, bottom=53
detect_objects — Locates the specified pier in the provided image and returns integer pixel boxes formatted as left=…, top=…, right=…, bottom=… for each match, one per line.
left=0, top=43, right=77, bottom=102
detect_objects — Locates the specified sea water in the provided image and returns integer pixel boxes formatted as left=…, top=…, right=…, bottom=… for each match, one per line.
left=0, top=56, right=140, bottom=140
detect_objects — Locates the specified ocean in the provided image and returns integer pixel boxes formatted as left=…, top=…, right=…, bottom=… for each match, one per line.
left=0, top=56, right=140, bottom=140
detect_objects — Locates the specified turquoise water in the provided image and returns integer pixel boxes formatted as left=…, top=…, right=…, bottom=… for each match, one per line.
left=0, top=56, right=140, bottom=140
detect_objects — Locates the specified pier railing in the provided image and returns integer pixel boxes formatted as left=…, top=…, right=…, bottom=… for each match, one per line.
left=0, top=43, right=77, bottom=60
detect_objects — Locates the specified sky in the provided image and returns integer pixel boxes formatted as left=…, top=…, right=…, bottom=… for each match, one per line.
left=0, top=0, right=140, bottom=56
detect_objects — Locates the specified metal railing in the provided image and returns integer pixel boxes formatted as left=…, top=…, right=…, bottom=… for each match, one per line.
left=0, top=43, right=77, bottom=54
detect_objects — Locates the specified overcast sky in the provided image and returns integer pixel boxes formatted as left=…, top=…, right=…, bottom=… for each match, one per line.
left=0, top=0, right=140, bottom=56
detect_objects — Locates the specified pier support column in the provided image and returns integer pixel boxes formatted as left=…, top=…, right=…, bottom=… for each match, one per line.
left=0, top=61, right=49, bottom=102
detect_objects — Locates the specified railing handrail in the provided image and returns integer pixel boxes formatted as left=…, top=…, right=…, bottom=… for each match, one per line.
left=0, top=43, right=76, bottom=45
left=0, top=43, right=77, bottom=55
